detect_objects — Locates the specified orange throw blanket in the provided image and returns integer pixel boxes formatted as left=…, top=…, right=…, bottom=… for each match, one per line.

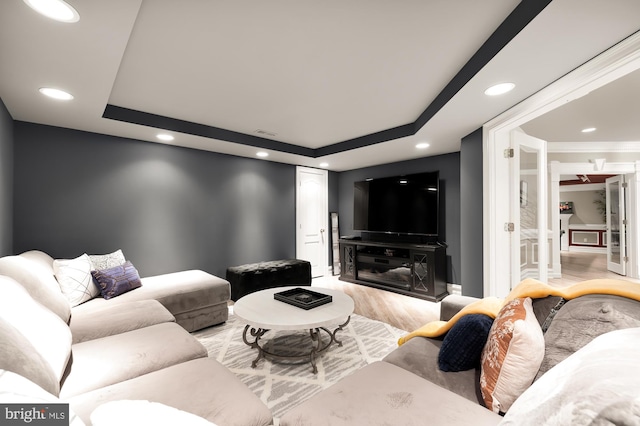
left=397, top=278, right=640, bottom=345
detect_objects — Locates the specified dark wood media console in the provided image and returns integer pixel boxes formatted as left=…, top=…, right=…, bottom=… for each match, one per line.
left=338, top=239, right=448, bottom=302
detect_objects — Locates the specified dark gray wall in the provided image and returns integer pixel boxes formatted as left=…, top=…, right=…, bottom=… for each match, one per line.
left=13, top=122, right=296, bottom=278
left=11, top=121, right=483, bottom=294
left=337, top=153, right=461, bottom=284
left=0, top=98, right=12, bottom=256
left=460, top=128, right=483, bottom=297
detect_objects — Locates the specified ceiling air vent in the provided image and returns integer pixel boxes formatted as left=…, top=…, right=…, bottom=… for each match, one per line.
left=256, top=129, right=277, bottom=138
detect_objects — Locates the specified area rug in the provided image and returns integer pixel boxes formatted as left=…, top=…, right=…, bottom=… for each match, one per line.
left=193, top=310, right=406, bottom=422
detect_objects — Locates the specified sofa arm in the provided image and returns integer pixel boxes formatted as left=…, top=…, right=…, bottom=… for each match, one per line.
left=440, top=295, right=480, bottom=321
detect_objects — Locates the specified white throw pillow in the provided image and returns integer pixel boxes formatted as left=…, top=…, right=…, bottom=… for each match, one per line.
left=53, top=253, right=99, bottom=307
left=89, top=249, right=126, bottom=271
left=500, top=327, right=640, bottom=426
left=480, top=297, right=545, bottom=413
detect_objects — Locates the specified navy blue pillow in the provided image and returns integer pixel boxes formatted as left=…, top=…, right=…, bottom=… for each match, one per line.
left=438, top=314, right=494, bottom=372
left=91, top=261, right=142, bottom=300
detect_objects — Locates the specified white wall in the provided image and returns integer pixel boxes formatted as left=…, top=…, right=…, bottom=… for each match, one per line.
left=560, top=187, right=605, bottom=225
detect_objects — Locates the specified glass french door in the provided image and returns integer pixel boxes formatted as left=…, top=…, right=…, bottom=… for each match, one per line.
left=606, top=175, right=626, bottom=275
left=511, top=129, right=548, bottom=289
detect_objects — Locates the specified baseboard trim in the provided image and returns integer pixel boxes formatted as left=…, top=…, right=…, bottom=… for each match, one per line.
left=447, top=283, right=462, bottom=296
left=568, top=246, right=607, bottom=254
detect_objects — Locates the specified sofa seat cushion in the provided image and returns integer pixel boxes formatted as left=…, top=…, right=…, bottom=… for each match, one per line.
left=90, top=400, right=218, bottom=426
left=279, top=361, right=501, bottom=426
left=173, top=303, right=229, bottom=333
left=60, top=322, right=206, bottom=398
left=383, top=335, right=483, bottom=404
left=0, top=370, right=87, bottom=426
left=72, top=270, right=229, bottom=317
left=69, top=299, right=175, bottom=344
left=68, top=358, right=273, bottom=426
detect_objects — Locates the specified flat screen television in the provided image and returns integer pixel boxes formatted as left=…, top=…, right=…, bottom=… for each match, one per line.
left=353, top=171, right=439, bottom=237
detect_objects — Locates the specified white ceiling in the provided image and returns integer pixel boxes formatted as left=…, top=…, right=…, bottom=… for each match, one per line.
left=522, top=67, right=640, bottom=143
left=2, top=0, right=640, bottom=171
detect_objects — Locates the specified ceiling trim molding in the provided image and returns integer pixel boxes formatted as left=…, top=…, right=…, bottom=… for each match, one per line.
left=102, top=0, right=550, bottom=159
left=412, top=0, right=552, bottom=132
left=548, top=141, right=640, bottom=152
left=549, top=161, right=638, bottom=175
left=559, top=182, right=605, bottom=192
left=314, top=123, right=415, bottom=157
left=103, top=104, right=316, bottom=157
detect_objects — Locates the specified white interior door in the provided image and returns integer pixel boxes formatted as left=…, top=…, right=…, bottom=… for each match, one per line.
left=511, top=129, right=548, bottom=290
left=296, top=166, right=328, bottom=278
left=606, top=175, right=626, bottom=275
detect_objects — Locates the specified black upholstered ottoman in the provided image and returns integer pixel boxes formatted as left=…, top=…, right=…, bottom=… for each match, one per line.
left=226, top=259, right=312, bottom=301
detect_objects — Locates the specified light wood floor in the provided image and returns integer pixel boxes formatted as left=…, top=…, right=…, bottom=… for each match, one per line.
left=548, top=251, right=640, bottom=286
left=311, top=276, right=439, bottom=332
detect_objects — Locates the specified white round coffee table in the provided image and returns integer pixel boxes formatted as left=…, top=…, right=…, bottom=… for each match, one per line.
left=233, top=286, right=354, bottom=373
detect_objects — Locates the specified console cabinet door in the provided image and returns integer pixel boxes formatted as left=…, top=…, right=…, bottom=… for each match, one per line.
left=411, top=250, right=434, bottom=297
left=340, top=243, right=356, bottom=279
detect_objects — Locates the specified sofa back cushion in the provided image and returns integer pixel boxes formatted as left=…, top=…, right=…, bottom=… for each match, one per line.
left=0, top=255, right=71, bottom=322
left=18, top=250, right=56, bottom=273
left=0, top=316, right=60, bottom=396
left=534, top=294, right=640, bottom=381
left=0, top=276, right=72, bottom=386
left=501, top=327, right=640, bottom=426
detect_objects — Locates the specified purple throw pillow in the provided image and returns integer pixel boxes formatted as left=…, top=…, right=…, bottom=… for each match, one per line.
left=91, top=261, right=142, bottom=300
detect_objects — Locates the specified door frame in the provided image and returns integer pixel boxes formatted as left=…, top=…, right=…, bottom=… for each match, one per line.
left=295, top=166, right=329, bottom=277
left=483, top=32, right=640, bottom=297
left=549, top=161, right=639, bottom=280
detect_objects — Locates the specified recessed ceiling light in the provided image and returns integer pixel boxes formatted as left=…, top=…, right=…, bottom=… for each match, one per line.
left=23, top=0, right=80, bottom=23
left=581, top=127, right=596, bottom=133
left=484, top=82, right=515, bottom=96
left=319, top=162, right=329, bottom=168
left=39, top=87, right=73, bottom=100
left=156, top=133, right=174, bottom=141
left=416, top=142, right=430, bottom=149
left=256, top=151, right=269, bottom=158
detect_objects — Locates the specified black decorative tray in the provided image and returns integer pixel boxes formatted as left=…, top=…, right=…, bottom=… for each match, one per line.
left=274, top=288, right=333, bottom=310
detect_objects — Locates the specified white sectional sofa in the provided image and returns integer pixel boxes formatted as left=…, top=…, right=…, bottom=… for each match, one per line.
left=0, top=250, right=273, bottom=426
